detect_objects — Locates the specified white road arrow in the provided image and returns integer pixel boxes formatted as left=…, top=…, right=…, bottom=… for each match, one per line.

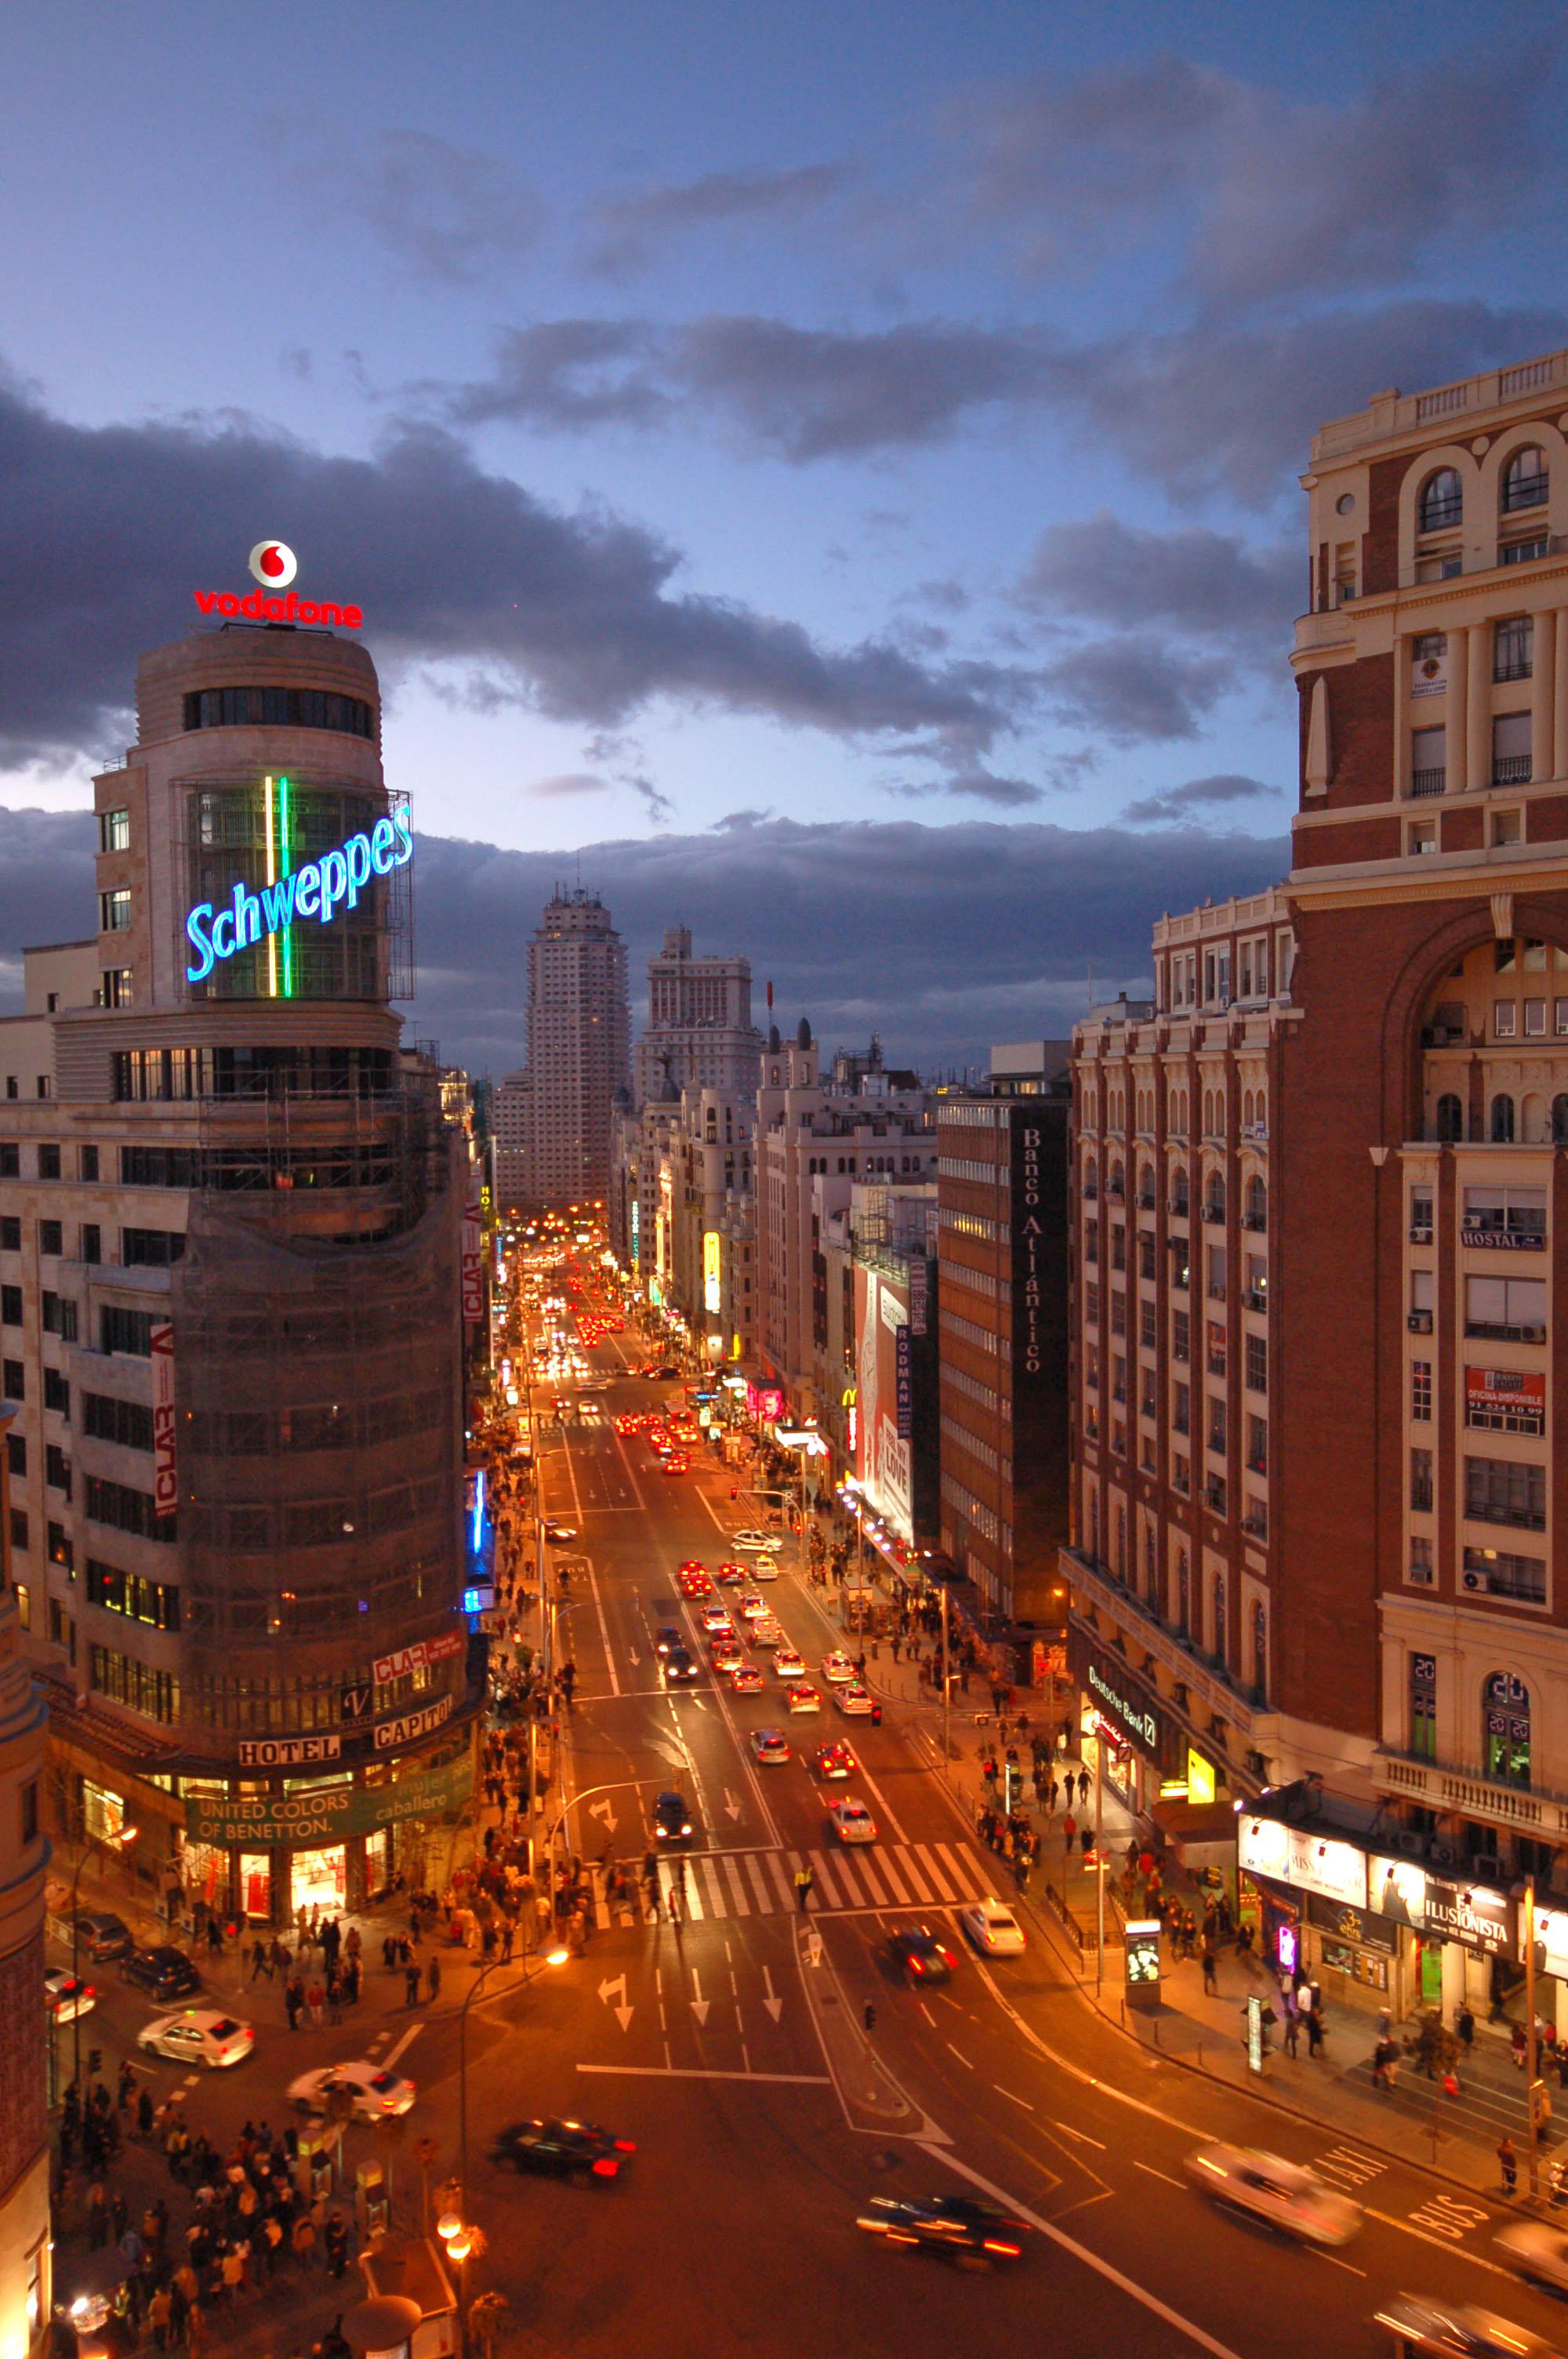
left=597, top=1974, right=633, bottom=2032
left=760, top=1966, right=783, bottom=2023
left=689, top=1969, right=710, bottom=2026
left=587, top=1797, right=618, bottom=1834
left=723, top=1789, right=742, bottom=1822
left=628, top=1645, right=641, bottom=1667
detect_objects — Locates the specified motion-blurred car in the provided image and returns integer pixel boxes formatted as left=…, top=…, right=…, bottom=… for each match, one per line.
left=138, top=2010, right=255, bottom=2070
left=828, top=1798, right=877, bottom=1846
left=677, top=1568, right=713, bottom=1598
left=651, top=1791, right=694, bottom=1844
left=836, top=1682, right=874, bottom=1717
left=655, top=1624, right=683, bottom=1656
left=121, top=1946, right=201, bottom=2001
left=786, top=1682, right=822, bottom=1714
left=730, top=1665, right=764, bottom=1695
left=750, top=1617, right=784, bottom=1648
left=751, top=1729, right=791, bottom=1765
left=492, top=2118, right=636, bottom=2183
left=710, top=1639, right=745, bottom=1674
left=887, top=1927, right=957, bottom=1983
left=820, top=1651, right=856, bottom=1685
left=773, top=1647, right=806, bottom=1680
left=739, top=1594, right=768, bottom=1623
left=1496, top=2221, right=1568, bottom=2294
left=662, top=1456, right=688, bottom=1477
left=45, top=1969, right=96, bottom=2023
left=1185, top=2146, right=1363, bottom=2247
left=750, top=1557, right=779, bottom=1581
left=543, top=1523, right=578, bottom=1543
left=700, top=1605, right=734, bottom=1634
left=662, top=1647, right=699, bottom=1685
left=813, top=1742, right=856, bottom=1780
left=1373, top=2295, right=1563, bottom=2358
left=56, top=1910, right=132, bottom=1962
left=289, top=2061, right=416, bottom=2119
left=717, top=1561, right=747, bottom=1584
left=855, top=2194, right=1028, bottom=2264
left=958, top=1898, right=1026, bottom=1956
left=731, top=1529, right=783, bottom=1552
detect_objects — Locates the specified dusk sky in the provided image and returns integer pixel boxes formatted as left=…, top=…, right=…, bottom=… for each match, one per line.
left=4, top=0, right=1563, bottom=1069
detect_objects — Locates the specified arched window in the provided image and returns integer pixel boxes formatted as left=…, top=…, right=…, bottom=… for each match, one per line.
left=1108, top=1159, right=1125, bottom=1202
left=1244, top=1175, right=1267, bottom=1230
left=1419, top=467, right=1463, bottom=532
left=1251, top=1601, right=1267, bottom=1698
left=1114, top=1503, right=1127, bottom=1579
left=1491, top=1093, right=1516, bottom=1143
left=1436, top=1092, right=1464, bottom=1143
left=1138, top=1164, right=1155, bottom=1208
left=1554, top=1096, right=1568, bottom=1146
left=1211, top=1574, right=1226, bottom=1663
left=1484, top=1671, right=1530, bottom=1789
left=1177, top=1549, right=1189, bottom=1634
left=1204, top=1172, right=1226, bottom=1223
left=1083, top=1154, right=1098, bottom=1199
left=1243, top=1089, right=1254, bottom=1129
left=1170, top=1165, right=1189, bottom=1216
left=1502, top=445, right=1548, bottom=514
left=1088, top=1488, right=1100, bottom=1562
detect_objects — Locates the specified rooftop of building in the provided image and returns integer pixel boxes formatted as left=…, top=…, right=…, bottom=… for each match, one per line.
left=1311, top=344, right=1568, bottom=465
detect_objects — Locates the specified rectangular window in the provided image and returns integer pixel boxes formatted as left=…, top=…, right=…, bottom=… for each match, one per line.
left=1494, top=1000, right=1518, bottom=1038
left=82, top=1394, right=154, bottom=1450
left=42, top=1368, right=68, bottom=1416
left=1110, top=1292, right=1127, bottom=1338
left=8, top=1508, right=25, bottom=1553
left=100, top=1305, right=155, bottom=1358
left=78, top=1145, right=99, bottom=1183
left=1463, top=1183, right=1545, bottom=1245
left=1411, top=1359, right=1432, bottom=1419
left=1139, top=1299, right=1157, bottom=1350
left=2, top=1359, right=22, bottom=1398
left=98, top=889, right=132, bottom=932
left=84, top=1474, right=175, bottom=1543
left=1465, top=1274, right=1547, bottom=1340
left=1465, top=1454, right=1546, bottom=1531
left=1494, top=616, right=1534, bottom=682
left=1410, top=724, right=1446, bottom=797
left=1410, top=1445, right=1433, bottom=1514
left=0, top=1146, right=16, bottom=1178
left=41, top=1293, right=77, bottom=1343
left=5, top=1434, right=24, bottom=1476
left=1525, top=998, right=1547, bottom=1036
left=1410, top=1651, right=1438, bottom=1756
left=0, top=1218, right=18, bottom=1251
left=1172, top=1309, right=1190, bottom=1364
left=1206, top=1318, right=1227, bottom=1376
left=1463, top=1547, right=1546, bottom=1604
left=120, top=1228, right=184, bottom=1268
left=80, top=1224, right=100, bottom=1266
left=1173, top=1380, right=1191, bottom=1436
left=1494, top=711, right=1533, bottom=787
left=98, top=807, right=130, bottom=852
left=37, top=1219, right=61, bottom=1257
left=47, top=1522, right=71, bottom=1571
left=1207, top=1397, right=1227, bottom=1455
left=0, top=1286, right=20, bottom=1327
left=86, top=1560, right=181, bottom=1632
left=88, top=1645, right=180, bottom=1724
left=1409, top=1536, right=1435, bottom=1590
left=1247, top=1414, right=1268, bottom=1475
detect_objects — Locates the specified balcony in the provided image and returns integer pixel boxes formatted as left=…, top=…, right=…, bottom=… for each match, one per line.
left=1410, top=768, right=1447, bottom=798
left=1203, top=1481, right=1228, bottom=1516
left=1242, top=1286, right=1268, bottom=1313
left=1374, top=1749, right=1568, bottom=1841
left=1167, top=1194, right=1189, bottom=1219
left=1242, top=1211, right=1267, bottom=1234
left=1202, top=1202, right=1226, bottom=1227
left=1082, top=1181, right=1099, bottom=1201
left=1135, top=1190, right=1156, bottom=1210
left=1241, top=1514, right=1268, bottom=1539
left=1493, top=757, right=1534, bottom=787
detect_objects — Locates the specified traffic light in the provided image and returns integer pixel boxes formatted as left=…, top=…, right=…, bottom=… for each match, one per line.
left=862, top=2003, right=877, bottom=2034
left=86, top=2048, right=103, bottom=2080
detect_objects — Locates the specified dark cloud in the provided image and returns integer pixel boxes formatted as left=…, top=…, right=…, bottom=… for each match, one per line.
left=584, top=164, right=848, bottom=277
left=0, top=805, right=1287, bottom=1078
left=955, top=49, right=1561, bottom=311
left=1040, top=634, right=1229, bottom=743
left=887, top=766, right=1043, bottom=809
left=0, top=373, right=1029, bottom=772
left=437, top=296, right=1560, bottom=501
left=351, top=130, right=545, bottom=284
left=1022, top=512, right=1296, bottom=644
left=1122, top=772, right=1283, bottom=827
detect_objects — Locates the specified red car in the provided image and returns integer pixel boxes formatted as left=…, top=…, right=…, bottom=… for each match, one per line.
left=677, top=1569, right=713, bottom=1598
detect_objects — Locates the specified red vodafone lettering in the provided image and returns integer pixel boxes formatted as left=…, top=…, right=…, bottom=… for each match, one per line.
left=193, top=586, right=364, bottom=629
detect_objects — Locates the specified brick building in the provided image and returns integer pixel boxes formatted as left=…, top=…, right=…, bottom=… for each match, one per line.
left=1066, top=348, right=1568, bottom=2018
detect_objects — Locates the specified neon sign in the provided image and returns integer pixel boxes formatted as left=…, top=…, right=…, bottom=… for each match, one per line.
left=194, top=541, right=362, bottom=629
left=184, top=780, right=411, bottom=985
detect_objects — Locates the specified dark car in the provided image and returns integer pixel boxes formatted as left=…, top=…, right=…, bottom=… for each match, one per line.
left=887, top=1927, right=958, bottom=1983
left=55, top=1910, right=132, bottom=1962
left=492, top=2117, right=636, bottom=2183
left=654, top=1624, right=683, bottom=1657
left=122, top=1946, right=201, bottom=2001
left=651, top=1791, right=693, bottom=1844
left=856, top=2194, right=1028, bottom=2263
left=662, top=1648, right=699, bottom=1685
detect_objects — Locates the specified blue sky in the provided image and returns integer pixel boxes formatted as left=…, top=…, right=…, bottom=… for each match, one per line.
left=1, top=1, right=1561, bottom=1063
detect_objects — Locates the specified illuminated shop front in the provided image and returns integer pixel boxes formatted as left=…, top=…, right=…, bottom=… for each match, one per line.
left=1069, top=1627, right=1182, bottom=1816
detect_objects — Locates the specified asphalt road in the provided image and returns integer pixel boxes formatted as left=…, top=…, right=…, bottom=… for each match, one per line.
left=49, top=1316, right=1568, bottom=2357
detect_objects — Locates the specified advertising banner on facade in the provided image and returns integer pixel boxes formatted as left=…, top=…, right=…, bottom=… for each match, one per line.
left=908, top=1256, right=928, bottom=1336
left=1237, top=1816, right=1368, bottom=1910
left=372, top=1630, right=464, bottom=1686
left=855, top=1264, right=913, bottom=1544
left=895, top=1324, right=913, bottom=1440
left=1466, top=1366, right=1546, bottom=1423
left=703, top=1230, right=721, bottom=1314
left=151, top=1321, right=177, bottom=1515
left=184, top=1754, right=473, bottom=1848
left=461, top=1179, right=485, bottom=1326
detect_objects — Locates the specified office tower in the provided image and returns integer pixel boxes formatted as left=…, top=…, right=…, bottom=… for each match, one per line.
left=521, top=891, right=629, bottom=1207
left=634, top=926, right=760, bottom=1103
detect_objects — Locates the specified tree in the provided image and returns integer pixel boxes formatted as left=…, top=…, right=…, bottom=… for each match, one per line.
left=470, top=2290, right=510, bottom=2358
left=1409, top=2008, right=1459, bottom=2081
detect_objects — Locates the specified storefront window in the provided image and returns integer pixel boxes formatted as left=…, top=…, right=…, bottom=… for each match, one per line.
left=1483, top=1671, right=1530, bottom=1787
left=82, top=1779, right=125, bottom=1842
left=292, top=1845, right=347, bottom=1915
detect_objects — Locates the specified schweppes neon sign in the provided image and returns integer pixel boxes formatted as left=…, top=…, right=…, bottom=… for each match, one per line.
left=184, top=772, right=412, bottom=987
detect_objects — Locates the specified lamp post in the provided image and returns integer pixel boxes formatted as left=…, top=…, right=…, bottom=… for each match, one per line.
left=455, top=1945, right=568, bottom=2211
left=66, top=1819, right=137, bottom=2098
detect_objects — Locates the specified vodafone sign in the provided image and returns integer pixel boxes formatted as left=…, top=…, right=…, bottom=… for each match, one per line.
left=249, top=539, right=298, bottom=588
left=194, top=543, right=362, bottom=630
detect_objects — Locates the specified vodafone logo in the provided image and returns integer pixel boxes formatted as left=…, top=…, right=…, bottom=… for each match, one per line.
left=249, top=540, right=298, bottom=588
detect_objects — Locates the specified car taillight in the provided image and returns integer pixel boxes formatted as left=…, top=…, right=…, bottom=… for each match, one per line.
left=941, top=1951, right=956, bottom=1969
left=614, top=2139, right=636, bottom=2152
left=909, top=1957, right=924, bottom=1973
left=982, top=2240, right=1021, bottom=2256
left=84, top=1985, right=96, bottom=1999
left=591, top=2157, right=619, bottom=2176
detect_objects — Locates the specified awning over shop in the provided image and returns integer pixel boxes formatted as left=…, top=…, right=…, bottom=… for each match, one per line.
left=1150, top=1797, right=1238, bottom=1867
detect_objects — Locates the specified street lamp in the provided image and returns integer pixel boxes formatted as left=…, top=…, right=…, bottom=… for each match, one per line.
left=455, top=1946, right=568, bottom=2208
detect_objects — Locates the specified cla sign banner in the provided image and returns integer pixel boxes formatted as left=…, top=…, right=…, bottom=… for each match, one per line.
left=372, top=1629, right=464, bottom=1687
left=185, top=809, right=412, bottom=983
left=461, top=1179, right=484, bottom=1326
left=150, top=1321, right=177, bottom=1514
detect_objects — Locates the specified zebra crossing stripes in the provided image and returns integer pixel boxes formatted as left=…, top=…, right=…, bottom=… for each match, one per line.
left=592, top=1838, right=999, bottom=1928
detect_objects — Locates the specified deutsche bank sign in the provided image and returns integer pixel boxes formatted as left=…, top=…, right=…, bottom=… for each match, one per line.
left=185, top=809, right=412, bottom=983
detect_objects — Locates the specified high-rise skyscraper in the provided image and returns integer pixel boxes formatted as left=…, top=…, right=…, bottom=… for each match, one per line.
left=521, top=890, right=630, bottom=1206
left=634, top=925, right=760, bottom=1103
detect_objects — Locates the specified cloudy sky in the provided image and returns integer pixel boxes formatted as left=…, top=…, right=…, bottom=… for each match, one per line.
left=3, top=1, right=1560, bottom=1069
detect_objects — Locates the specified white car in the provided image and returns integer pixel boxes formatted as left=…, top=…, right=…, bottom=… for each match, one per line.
left=289, top=2061, right=418, bottom=2120
left=959, top=1897, right=1026, bottom=1956
left=786, top=1682, right=822, bottom=1715
left=1185, top=2145, right=1362, bottom=2247
left=731, top=1529, right=783, bottom=1552
left=774, top=1647, right=806, bottom=1680
left=835, top=1681, right=874, bottom=1716
left=828, top=1798, right=878, bottom=1846
left=543, top=1523, right=578, bottom=1544
left=45, top=1968, right=96, bottom=2023
left=820, top=1651, right=856, bottom=1685
left=1497, top=2219, right=1568, bottom=2293
left=139, top=2009, right=255, bottom=2070
left=1374, top=2295, right=1561, bottom=2358
left=750, top=1558, right=779, bottom=1580
left=750, top=1617, right=785, bottom=1648
left=751, top=1728, right=791, bottom=1766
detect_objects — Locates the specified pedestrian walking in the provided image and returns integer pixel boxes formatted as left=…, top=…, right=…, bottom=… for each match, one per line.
left=1077, top=1768, right=1090, bottom=1807
left=1201, top=1939, right=1218, bottom=1995
left=793, top=1865, right=815, bottom=1913
left=1499, top=2133, right=1519, bottom=2196
left=404, top=1963, right=421, bottom=2006
left=426, top=1955, right=441, bottom=2002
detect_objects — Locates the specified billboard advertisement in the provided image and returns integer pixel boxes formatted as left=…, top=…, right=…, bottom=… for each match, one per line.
left=855, top=1263, right=913, bottom=1544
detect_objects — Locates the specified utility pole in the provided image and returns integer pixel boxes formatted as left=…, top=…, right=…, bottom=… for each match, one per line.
left=1526, top=1875, right=1543, bottom=2200
left=1094, top=1736, right=1105, bottom=1992
left=940, top=1582, right=951, bottom=1777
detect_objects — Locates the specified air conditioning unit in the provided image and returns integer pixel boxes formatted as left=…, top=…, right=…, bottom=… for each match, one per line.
left=1462, top=1569, right=1483, bottom=1591
left=1407, top=1310, right=1433, bottom=1333
left=1471, top=1854, right=1504, bottom=1885
left=1431, top=1841, right=1457, bottom=1867
left=1396, top=1830, right=1425, bottom=1856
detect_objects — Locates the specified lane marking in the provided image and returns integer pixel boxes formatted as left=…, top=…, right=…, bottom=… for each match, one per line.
left=1133, top=2159, right=1185, bottom=2190
left=583, top=1556, right=620, bottom=1698
left=383, top=2022, right=423, bottom=2069
left=924, top=2146, right=1248, bottom=2359
left=1049, top=2117, right=1107, bottom=2150
left=996, top=2085, right=1034, bottom=2110
left=946, top=2042, right=975, bottom=2070
left=1310, top=2250, right=1367, bottom=2278
left=577, top=2064, right=831, bottom=2084
left=1363, top=2207, right=1517, bottom=2281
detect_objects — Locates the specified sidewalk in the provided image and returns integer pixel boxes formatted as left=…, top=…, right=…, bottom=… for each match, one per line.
left=853, top=1629, right=1542, bottom=2199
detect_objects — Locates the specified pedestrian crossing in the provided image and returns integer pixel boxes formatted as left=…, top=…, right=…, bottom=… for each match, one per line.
left=593, top=1838, right=1002, bottom=1927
